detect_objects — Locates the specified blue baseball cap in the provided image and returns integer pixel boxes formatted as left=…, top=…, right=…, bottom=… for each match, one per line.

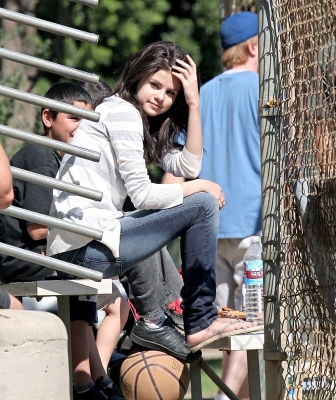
left=220, top=11, right=258, bottom=50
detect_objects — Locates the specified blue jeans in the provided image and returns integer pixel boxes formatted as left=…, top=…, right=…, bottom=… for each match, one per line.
left=56, top=192, right=219, bottom=335
left=120, top=247, right=184, bottom=317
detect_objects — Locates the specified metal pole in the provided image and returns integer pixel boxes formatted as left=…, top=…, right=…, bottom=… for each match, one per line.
left=11, top=167, right=103, bottom=202
left=0, top=125, right=100, bottom=162
left=0, top=48, right=99, bottom=83
left=0, top=206, right=103, bottom=241
left=0, top=8, right=99, bottom=44
left=0, top=86, right=100, bottom=122
left=258, top=0, right=284, bottom=399
left=0, top=243, right=102, bottom=281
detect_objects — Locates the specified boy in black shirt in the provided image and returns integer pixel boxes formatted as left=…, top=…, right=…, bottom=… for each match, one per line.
left=0, top=83, right=92, bottom=283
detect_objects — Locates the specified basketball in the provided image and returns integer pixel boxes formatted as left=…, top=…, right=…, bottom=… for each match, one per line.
left=119, top=348, right=190, bottom=400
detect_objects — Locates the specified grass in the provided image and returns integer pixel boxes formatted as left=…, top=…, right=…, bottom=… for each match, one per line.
left=201, top=358, right=223, bottom=396
left=185, top=358, right=222, bottom=399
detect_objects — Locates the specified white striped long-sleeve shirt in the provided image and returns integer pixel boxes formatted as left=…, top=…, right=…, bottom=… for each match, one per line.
left=47, top=95, right=202, bottom=257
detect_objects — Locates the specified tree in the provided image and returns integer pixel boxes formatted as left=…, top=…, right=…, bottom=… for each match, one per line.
left=0, top=0, right=37, bottom=153
left=34, top=0, right=222, bottom=86
left=0, top=0, right=222, bottom=141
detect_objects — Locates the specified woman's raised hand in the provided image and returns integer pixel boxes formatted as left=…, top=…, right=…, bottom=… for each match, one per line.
left=171, top=55, right=199, bottom=108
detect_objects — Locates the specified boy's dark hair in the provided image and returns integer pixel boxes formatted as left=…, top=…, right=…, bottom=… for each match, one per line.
left=42, top=82, right=93, bottom=121
left=76, top=80, right=113, bottom=109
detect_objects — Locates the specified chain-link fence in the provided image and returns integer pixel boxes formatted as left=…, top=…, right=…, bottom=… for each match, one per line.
left=223, top=0, right=336, bottom=398
left=273, top=0, right=336, bottom=399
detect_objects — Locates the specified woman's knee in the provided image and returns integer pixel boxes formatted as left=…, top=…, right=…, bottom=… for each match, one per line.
left=192, top=192, right=218, bottom=215
left=204, top=191, right=218, bottom=208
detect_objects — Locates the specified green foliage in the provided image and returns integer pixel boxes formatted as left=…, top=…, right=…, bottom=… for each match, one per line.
left=0, top=23, right=24, bottom=127
left=34, top=0, right=222, bottom=86
left=0, top=0, right=224, bottom=133
left=200, top=357, right=223, bottom=396
left=0, top=77, right=15, bottom=127
left=147, top=164, right=164, bottom=184
left=192, top=0, right=223, bottom=81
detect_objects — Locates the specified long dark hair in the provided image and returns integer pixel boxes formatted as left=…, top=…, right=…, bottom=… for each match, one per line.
left=112, top=41, right=200, bottom=164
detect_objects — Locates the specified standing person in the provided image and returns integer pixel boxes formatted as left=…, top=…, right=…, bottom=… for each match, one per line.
left=47, top=41, right=262, bottom=400
left=0, top=142, right=23, bottom=310
left=199, top=12, right=262, bottom=400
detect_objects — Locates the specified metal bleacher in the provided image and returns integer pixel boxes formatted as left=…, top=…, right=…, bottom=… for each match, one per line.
left=0, top=2, right=267, bottom=399
left=0, top=3, right=112, bottom=399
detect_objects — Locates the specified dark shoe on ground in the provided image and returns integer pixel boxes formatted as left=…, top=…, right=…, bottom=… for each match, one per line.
left=96, top=377, right=125, bottom=400
left=130, top=317, right=202, bottom=363
left=73, top=384, right=107, bottom=400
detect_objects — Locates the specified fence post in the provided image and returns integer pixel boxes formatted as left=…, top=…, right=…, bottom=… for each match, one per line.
left=259, top=0, right=284, bottom=399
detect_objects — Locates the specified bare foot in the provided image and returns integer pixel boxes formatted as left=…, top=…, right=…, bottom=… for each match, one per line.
left=186, top=317, right=262, bottom=352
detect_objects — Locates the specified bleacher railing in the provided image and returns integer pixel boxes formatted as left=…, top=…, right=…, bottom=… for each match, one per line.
left=0, top=1, right=103, bottom=281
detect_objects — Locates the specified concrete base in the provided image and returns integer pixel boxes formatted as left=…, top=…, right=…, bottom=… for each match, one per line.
left=0, top=310, right=70, bottom=399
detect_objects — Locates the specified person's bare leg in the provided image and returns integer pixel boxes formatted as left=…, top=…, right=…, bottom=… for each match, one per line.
left=211, top=238, right=255, bottom=400
left=215, top=351, right=249, bottom=400
left=9, top=293, right=23, bottom=309
left=71, top=320, right=91, bottom=386
left=96, top=294, right=129, bottom=370
left=88, top=326, right=110, bottom=383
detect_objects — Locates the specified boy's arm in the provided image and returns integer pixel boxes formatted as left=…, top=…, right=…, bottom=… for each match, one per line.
left=0, top=143, right=14, bottom=209
left=27, top=224, right=48, bottom=241
left=21, top=151, right=59, bottom=241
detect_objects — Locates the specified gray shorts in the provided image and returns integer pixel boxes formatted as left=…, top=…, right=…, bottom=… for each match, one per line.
left=215, top=234, right=261, bottom=310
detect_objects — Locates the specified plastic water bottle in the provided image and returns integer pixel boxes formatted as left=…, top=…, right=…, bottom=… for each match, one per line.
left=243, top=236, right=264, bottom=324
left=241, top=274, right=246, bottom=312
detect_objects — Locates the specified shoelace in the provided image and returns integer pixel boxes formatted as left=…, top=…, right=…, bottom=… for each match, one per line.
left=167, top=305, right=183, bottom=316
